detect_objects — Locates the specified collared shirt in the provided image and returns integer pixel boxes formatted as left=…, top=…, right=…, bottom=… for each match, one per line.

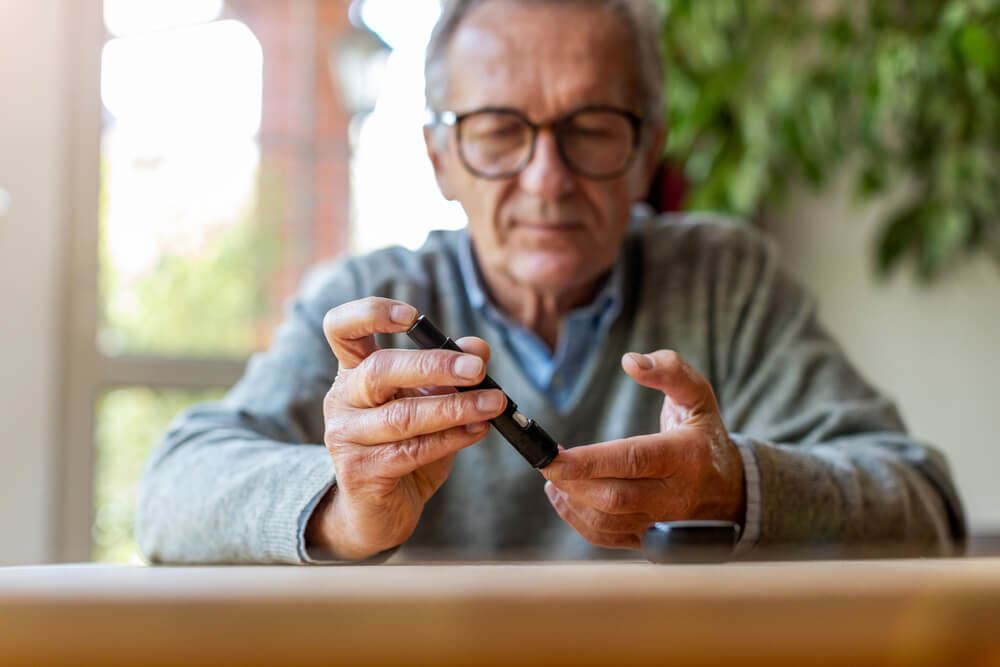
left=455, top=210, right=761, bottom=554
left=458, top=234, right=624, bottom=410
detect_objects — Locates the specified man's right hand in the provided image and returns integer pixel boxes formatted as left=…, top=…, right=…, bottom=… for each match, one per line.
left=306, top=297, right=506, bottom=561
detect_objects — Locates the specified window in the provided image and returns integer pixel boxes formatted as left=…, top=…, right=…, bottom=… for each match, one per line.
left=87, top=1, right=270, bottom=563
left=66, top=0, right=466, bottom=563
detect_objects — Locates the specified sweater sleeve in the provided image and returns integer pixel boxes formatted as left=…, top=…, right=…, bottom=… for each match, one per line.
left=717, top=233, right=966, bottom=558
left=135, top=262, right=353, bottom=564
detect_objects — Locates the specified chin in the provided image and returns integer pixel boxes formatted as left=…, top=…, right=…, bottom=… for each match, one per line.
left=509, top=252, right=594, bottom=291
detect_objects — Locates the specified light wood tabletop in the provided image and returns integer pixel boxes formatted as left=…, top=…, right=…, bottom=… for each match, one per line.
left=1, top=559, right=999, bottom=666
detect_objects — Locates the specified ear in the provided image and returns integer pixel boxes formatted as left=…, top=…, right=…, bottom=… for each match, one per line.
left=423, top=125, right=458, bottom=201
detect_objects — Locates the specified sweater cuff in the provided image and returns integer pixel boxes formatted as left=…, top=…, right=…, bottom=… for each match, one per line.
left=730, top=433, right=762, bottom=557
left=298, top=479, right=337, bottom=564
left=256, top=445, right=335, bottom=563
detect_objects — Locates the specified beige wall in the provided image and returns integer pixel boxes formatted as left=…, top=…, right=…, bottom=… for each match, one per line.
left=0, top=0, right=72, bottom=564
left=762, top=172, right=1000, bottom=533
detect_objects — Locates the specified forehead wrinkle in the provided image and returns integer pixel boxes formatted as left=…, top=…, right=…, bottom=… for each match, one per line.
left=443, top=2, right=639, bottom=118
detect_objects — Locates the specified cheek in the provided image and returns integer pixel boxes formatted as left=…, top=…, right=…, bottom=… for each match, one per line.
left=582, top=181, right=637, bottom=231
left=462, top=180, right=516, bottom=248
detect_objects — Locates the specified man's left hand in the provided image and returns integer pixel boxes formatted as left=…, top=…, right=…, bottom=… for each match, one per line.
left=541, top=350, right=746, bottom=551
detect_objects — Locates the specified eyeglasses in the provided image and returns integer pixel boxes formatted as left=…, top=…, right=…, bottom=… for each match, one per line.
left=427, top=106, right=644, bottom=180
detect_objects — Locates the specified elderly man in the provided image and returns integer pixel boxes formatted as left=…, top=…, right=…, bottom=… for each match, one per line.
left=136, top=0, right=964, bottom=563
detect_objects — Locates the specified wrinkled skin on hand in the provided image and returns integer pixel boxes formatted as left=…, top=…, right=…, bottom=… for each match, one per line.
left=541, top=350, right=746, bottom=551
left=308, top=297, right=506, bottom=560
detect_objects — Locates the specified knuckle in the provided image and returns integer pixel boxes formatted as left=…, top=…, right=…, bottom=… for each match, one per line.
left=324, top=410, right=348, bottom=444
left=624, top=446, right=650, bottom=477
left=382, top=400, right=415, bottom=439
left=321, top=305, right=344, bottom=337
left=387, top=437, right=422, bottom=469
left=329, top=448, right=364, bottom=484
left=359, top=296, right=382, bottom=317
left=360, top=352, right=391, bottom=400
left=596, top=486, right=627, bottom=513
left=362, top=349, right=390, bottom=376
left=445, top=392, right=475, bottom=422
left=660, top=349, right=681, bottom=368
left=413, top=350, right=442, bottom=379
left=323, top=386, right=338, bottom=415
left=324, top=300, right=367, bottom=336
left=321, top=310, right=336, bottom=337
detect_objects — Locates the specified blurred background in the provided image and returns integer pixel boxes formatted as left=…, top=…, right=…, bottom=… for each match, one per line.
left=0, top=0, right=997, bottom=565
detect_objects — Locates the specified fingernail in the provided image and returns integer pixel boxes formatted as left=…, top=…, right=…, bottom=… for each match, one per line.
left=465, top=421, right=488, bottom=433
left=627, top=352, right=653, bottom=370
left=544, top=481, right=557, bottom=502
left=454, top=355, right=484, bottom=379
left=477, top=390, right=504, bottom=413
left=390, top=304, right=417, bottom=325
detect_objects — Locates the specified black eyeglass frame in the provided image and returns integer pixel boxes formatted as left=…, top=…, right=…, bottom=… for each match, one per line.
left=427, top=105, right=645, bottom=181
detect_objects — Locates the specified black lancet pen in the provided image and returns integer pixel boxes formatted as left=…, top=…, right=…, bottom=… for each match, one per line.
left=406, top=314, right=559, bottom=469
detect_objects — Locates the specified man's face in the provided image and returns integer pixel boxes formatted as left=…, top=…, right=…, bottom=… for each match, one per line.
left=426, top=1, right=663, bottom=293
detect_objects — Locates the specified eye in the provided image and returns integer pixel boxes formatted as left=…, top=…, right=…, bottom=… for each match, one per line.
left=483, top=123, right=523, bottom=139
left=562, top=112, right=631, bottom=142
left=462, top=113, right=528, bottom=142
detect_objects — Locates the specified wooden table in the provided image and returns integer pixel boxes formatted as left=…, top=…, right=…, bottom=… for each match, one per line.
left=1, top=559, right=999, bottom=666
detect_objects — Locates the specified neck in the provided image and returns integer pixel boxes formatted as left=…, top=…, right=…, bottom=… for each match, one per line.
left=473, top=249, right=608, bottom=352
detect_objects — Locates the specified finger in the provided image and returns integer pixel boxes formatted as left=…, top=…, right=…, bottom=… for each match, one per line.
left=328, top=389, right=506, bottom=445
left=322, top=297, right=418, bottom=370
left=544, top=483, right=641, bottom=550
left=546, top=482, right=653, bottom=533
left=547, top=478, right=669, bottom=516
left=378, top=420, right=490, bottom=479
left=541, top=432, right=691, bottom=481
left=330, top=422, right=489, bottom=492
left=343, top=348, right=489, bottom=407
left=621, top=349, right=713, bottom=411
left=403, top=337, right=493, bottom=399
left=454, top=336, right=491, bottom=364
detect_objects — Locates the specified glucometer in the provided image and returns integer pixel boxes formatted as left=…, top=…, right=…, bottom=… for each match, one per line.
left=406, top=315, right=559, bottom=468
left=641, top=521, right=740, bottom=564
left=406, top=314, right=739, bottom=562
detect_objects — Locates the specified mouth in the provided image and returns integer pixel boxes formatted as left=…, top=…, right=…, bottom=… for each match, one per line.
left=513, top=220, right=584, bottom=231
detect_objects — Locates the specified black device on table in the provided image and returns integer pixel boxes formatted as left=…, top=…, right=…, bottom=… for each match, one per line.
left=406, top=314, right=739, bottom=564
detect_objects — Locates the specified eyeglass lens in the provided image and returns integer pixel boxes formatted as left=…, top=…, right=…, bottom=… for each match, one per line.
left=458, top=110, right=636, bottom=179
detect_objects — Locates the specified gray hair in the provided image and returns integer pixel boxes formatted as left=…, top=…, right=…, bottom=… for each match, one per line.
left=424, top=0, right=664, bottom=120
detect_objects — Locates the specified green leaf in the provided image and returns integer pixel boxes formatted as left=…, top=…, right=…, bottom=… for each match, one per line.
left=876, top=204, right=924, bottom=277
left=920, top=206, right=973, bottom=277
left=955, top=24, right=999, bottom=74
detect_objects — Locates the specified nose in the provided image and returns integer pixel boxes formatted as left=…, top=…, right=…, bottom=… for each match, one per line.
left=517, top=127, right=575, bottom=198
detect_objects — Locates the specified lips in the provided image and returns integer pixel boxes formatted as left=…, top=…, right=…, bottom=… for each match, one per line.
left=514, top=220, right=583, bottom=230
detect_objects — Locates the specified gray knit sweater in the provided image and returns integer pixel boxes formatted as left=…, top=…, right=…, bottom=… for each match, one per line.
left=135, top=214, right=965, bottom=563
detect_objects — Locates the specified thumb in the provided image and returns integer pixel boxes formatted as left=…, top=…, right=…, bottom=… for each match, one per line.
left=621, top=350, right=710, bottom=411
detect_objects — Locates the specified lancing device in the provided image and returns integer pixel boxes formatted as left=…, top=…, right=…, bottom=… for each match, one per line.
left=406, top=314, right=558, bottom=469
left=408, top=314, right=737, bottom=563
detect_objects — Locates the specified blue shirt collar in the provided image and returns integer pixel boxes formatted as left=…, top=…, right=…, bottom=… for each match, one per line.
left=457, top=231, right=625, bottom=330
